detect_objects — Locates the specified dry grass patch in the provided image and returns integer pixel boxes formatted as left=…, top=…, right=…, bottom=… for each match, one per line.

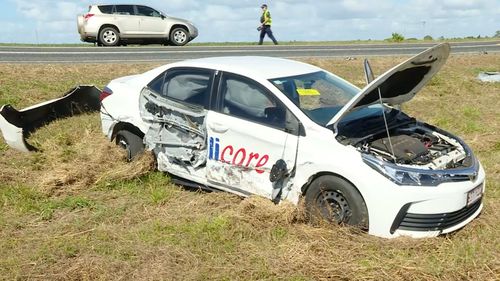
left=26, top=114, right=155, bottom=196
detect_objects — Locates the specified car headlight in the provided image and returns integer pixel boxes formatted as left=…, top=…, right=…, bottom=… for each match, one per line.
left=361, top=153, right=479, bottom=186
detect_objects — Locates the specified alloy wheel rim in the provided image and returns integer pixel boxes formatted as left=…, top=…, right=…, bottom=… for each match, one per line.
left=103, top=30, right=117, bottom=44
left=174, top=31, right=187, bottom=43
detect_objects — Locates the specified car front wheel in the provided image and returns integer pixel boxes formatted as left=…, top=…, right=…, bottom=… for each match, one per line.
left=305, top=175, right=368, bottom=229
left=115, top=130, right=144, bottom=161
left=170, top=27, right=189, bottom=46
left=99, top=27, right=120, bottom=46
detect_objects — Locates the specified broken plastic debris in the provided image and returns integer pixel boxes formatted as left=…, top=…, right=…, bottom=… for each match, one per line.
left=477, top=72, right=500, bottom=83
left=0, top=85, right=101, bottom=152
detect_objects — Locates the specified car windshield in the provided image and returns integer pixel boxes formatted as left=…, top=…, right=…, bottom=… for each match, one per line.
left=269, top=71, right=360, bottom=126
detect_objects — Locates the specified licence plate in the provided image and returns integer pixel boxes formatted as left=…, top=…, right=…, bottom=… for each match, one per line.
left=467, top=184, right=483, bottom=207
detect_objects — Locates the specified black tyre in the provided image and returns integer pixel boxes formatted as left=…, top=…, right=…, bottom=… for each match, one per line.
left=170, top=27, right=189, bottom=46
left=99, top=26, right=120, bottom=46
left=305, top=175, right=368, bottom=228
left=115, top=130, right=144, bottom=161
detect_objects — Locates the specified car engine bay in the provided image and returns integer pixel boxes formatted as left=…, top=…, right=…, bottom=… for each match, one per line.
left=361, top=126, right=469, bottom=170
left=337, top=111, right=472, bottom=170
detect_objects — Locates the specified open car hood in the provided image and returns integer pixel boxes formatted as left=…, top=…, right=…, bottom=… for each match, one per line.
left=327, top=43, right=450, bottom=127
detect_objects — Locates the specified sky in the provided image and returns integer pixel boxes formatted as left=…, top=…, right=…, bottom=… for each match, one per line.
left=0, top=0, right=499, bottom=44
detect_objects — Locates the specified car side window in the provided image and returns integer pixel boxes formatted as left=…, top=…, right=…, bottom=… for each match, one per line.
left=98, top=5, right=113, bottom=14
left=220, top=74, right=289, bottom=130
left=136, top=5, right=161, bottom=17
left=148, top=73, right=165, bottom=94
left=114, top=5, right=134, bottom=15
left=147, top=69, right=212, bottom=109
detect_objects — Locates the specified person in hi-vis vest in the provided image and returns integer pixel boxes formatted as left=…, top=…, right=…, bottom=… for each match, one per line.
left=258, top=4, right=278, bottom=45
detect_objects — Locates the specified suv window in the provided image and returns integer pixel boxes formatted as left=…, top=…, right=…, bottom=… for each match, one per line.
left=148, top=69, right=212, bottom=109
left=98, top=5, right=113, bottom=14
left=220, top=74, right=289, bottom=129
left=136, top=5, right=161, bottom=17
left=114, top=5, right=134, bottom=15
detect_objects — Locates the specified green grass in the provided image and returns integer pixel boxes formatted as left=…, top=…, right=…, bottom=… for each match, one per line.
left=0, top=184, right=96, bottom=220
left=0, top=54, right=498, bottom=280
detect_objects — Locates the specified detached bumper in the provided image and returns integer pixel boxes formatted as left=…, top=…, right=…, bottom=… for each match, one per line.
left=0, top=85, right=101, bottom=152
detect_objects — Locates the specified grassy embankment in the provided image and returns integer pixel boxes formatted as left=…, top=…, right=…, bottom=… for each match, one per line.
left=0, top=54, right=498, bottom=280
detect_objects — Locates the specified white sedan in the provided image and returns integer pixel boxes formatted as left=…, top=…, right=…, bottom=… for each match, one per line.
left=99, top=43, right=485, bottom=238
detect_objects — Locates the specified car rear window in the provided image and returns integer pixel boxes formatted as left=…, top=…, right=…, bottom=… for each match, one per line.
left=98, top=5, right=113, bottom=14
left=114, top=5, right=134, bottom=15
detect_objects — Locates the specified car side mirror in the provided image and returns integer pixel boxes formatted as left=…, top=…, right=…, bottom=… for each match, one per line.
left=160, top=14, right=166, bottom=20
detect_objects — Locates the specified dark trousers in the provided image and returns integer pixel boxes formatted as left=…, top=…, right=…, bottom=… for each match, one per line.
left=259, top=25, right=278, bottom=45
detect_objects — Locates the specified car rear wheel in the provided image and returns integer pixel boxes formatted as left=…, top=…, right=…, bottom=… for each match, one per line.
left=170, top=27, right=189, bottom=46
left=115, top=130, right=144, bottom=161
left=305, top=175, right=368, bottom=229
left=99, top=27, right=120, bottom=46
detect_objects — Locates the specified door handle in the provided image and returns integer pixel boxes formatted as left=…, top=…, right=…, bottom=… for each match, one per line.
left=209, top=123, right=228, bottom=133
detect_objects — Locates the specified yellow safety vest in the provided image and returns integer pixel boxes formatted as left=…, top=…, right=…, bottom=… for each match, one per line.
left=261, top=10, right=272, bottom=25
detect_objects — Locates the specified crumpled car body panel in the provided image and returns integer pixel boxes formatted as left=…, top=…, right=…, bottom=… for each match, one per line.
left=0, top=85, right=101, bottom=152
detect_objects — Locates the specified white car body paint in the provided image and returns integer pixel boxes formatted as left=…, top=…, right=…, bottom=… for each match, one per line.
left=0, top=111, right=28, bottom=151
left=100, top=43, right=485, bottom=238
left=0, top=85, right=101, bottom=152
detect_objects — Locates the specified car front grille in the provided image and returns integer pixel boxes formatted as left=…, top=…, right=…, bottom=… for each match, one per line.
left=390, top=199, right=482, bottom=233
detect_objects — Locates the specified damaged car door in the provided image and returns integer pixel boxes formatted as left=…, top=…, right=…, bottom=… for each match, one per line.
left=206, top=73, right=300, bottom=200
left=139, top=67, right=215, bottom=182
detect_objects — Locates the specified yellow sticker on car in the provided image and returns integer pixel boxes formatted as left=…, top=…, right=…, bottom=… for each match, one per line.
left=297, top=88, right=320, bottom=96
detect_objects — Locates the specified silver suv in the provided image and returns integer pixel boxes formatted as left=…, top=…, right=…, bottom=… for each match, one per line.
left=77, top=4, right=198, bottom=46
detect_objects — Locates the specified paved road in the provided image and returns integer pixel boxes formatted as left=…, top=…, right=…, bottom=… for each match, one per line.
left=0, top=41, right=499, bottom=63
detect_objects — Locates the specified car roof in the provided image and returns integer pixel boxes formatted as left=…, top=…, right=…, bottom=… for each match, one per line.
left=169, top=56, right=322, bottom=79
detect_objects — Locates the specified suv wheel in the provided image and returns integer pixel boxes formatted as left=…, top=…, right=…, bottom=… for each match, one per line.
left=170, top=27, right=189, bottom=46
left=99, top=27, right=120, bottom=46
